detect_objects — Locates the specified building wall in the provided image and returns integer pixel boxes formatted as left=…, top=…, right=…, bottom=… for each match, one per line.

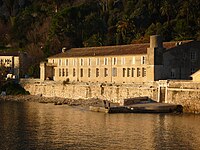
left=0, top=55, right=20, bottom=78
left=47, top=54, right=148, bottom=83
left=21, top=79, right=158, bottom=103
left=0, top=51, right=29, bottom=78
left=191, top=70, right=200, bottom=82
left=13, top=56, right=19, bottom=78
left=0, top=56, right=14, bottom=67
left=163, top=42, right=200, bottom=80
left=163, top=80, right=200, bottom=113
left=40, top=63, right=46, bottom=80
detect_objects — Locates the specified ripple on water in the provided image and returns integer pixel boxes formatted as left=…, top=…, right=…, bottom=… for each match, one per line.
left=0, top=101, right=200, bottom=150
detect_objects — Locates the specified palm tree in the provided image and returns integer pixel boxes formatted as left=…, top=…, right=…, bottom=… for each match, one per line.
left=98, top=0, right=109, bottom=12
left=0, top=65, right=8, bottom=86
left=116, top=18, right=135, bottom=44
left=2, top=0, right=19, bottom=26
left=160, top=0, right=174, bottom=25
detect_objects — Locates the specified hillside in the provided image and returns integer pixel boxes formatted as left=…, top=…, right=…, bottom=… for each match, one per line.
left=0, top=0, right=200, bottom=77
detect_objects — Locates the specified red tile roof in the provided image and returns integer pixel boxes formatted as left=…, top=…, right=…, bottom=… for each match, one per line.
left=49, top=40, right=194, bottom=58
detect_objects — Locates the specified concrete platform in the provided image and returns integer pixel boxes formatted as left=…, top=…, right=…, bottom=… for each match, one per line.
left=89, top=103, right=183, bottom=113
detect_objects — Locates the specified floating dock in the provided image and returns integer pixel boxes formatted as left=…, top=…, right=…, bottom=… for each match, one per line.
left=89, top=103, right=183, bottom=113
left=89, top=97, right=183, bottom=113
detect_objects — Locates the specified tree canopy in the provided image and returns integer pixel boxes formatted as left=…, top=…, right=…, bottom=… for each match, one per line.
left=0, top=0, right=200, bottom=76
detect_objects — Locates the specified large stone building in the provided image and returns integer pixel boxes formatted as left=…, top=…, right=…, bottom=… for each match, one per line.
left=0, top=50, right=27, bottom=79
left=40, top=35, right=200, bottom=83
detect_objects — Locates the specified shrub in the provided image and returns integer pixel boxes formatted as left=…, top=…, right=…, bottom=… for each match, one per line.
left=0, top=80, right=30, bottom=95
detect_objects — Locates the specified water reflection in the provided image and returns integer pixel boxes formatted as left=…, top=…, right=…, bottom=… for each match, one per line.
left=0, top=101, right=200, bottom=150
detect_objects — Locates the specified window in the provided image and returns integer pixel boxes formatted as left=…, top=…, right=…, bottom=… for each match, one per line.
left=104, top=68, right=108, bottom=77
left=104, top=58, right=108, bottom=65
left=141, top=56, right=146, bottom=64
left=88, top=68, right=91, bottom=77
left=96, top=58, right=100, bottom=65
left=132, top=68, right=135, bottom=77
left=59, top=59, right=62, bottom=66
left=127, top=68, right=131, bottom=77
left=59, top=68, right=61, bottom=77
left=62, top=68, right=65, bottom=76
left=73, top=59, right=76, bottom=66
left=66, top=68, right=68, bottom=77
left=88, top=58, right=91, bottom=66
left=80, top=58, right=84, bottom=66
left=142, top=68, right=146, bottom=77
left=183, top=53, right=187, bottom=59
left=123, top=68, right=126, bottom=77
left=112, top=68, right=117, bottom=77
left=191, top=68, right=195, bottom=74
left=73, top=68, right=76, bottom=77
left=171, top=69, right=175, bottom=78
left=65, top=59, right=68, bottom=66
left=5, top=59, right=11, bottom=65
left=121, top=57, right=126, bottom=65
left=113, top=58, right=117, bottom=65
left=52, top=59, right=55, bottom=64
left=96, top=68, right=99, bottom=77
left=80, top=68, right=83, bottom=77
left=190, top=51, right=196, bottom=61
left=137, top=68, right=140, bottom=77
left=132, top=57, right=135, bottom=64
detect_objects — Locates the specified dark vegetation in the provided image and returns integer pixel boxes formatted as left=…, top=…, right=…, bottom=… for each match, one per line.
left=0, top=65, right=29, bottom=95
left=0, top=80, right=30, bottom=95
left=0, top=0, right=200, bottom=77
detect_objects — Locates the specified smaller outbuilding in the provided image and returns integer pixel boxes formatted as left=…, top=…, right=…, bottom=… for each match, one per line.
left=0, top=50, right=27, bottom=79
left=191, top=70, right=200, bottom=82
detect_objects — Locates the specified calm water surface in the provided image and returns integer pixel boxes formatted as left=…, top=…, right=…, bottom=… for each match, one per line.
left=0, top=101, right=200, bottom=150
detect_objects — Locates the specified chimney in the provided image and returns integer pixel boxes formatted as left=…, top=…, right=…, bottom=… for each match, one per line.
left=147, top=35, right=164, bottom=81
left=150, top=35, right=163, bottom=48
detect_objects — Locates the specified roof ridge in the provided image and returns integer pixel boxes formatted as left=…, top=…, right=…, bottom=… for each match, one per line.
left=71, top=43, right=150, bottom=50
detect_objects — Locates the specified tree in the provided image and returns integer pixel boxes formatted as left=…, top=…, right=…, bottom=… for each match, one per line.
left=116, top=18, right=136, bottom=44
left=2, top=0, right=19, bottom=26
left=160, top=0, right=175, bottom=25
left=0, top=65, right=8, bottom=86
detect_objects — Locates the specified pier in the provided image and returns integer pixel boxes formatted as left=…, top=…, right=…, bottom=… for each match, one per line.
left=89, top=97, right=183, bottom=113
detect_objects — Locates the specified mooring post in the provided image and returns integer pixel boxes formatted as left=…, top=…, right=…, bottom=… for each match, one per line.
left=103, top=100, right=107, bottom=108
left=107, top=101, right=110, bottom=108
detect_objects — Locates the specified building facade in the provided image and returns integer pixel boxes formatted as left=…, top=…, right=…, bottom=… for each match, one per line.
left=0, top=51, right=27, bottom=79
left=40, top=35, right=200, bottom=83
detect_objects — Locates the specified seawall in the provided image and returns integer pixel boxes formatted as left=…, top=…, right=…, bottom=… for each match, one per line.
left=20, top=79, right=200, bottom=113
left=165, top=80, right=200, bottom=114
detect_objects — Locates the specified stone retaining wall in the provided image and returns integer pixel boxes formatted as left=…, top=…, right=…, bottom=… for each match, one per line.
left=20, top=79, right=158, bottom=104
left=165, top=80, right=200, bottom=113
left=20, top=79, right=200, bottom=113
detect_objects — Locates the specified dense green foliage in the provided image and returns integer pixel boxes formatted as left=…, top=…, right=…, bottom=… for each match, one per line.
left=0, top=66, right=29, bottom=95
left=0, top=80, right=30, bottom=95
left=0, top=0, right=200, bottom=76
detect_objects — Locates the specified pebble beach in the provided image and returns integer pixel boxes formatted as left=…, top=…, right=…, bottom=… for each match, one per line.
left=0, top=95, right=104, bottom=107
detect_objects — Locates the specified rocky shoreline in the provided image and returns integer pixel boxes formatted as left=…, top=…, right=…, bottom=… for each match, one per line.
left=0, top=95, right=106, bottom=107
